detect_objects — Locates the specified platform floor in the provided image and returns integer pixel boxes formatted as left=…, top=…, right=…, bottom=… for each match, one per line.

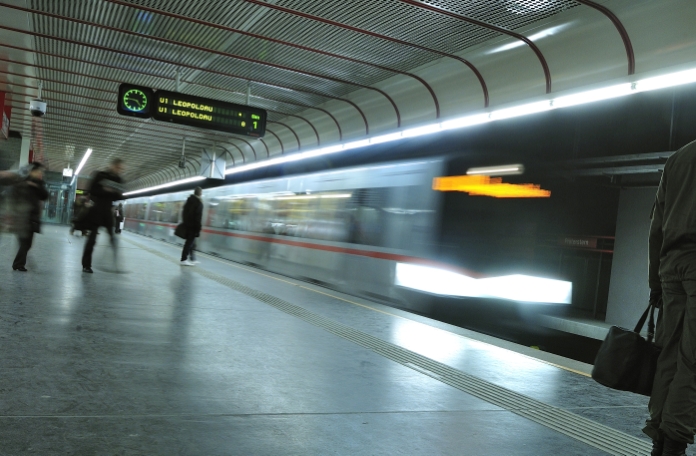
left=0, top=227, right=670, bottom=455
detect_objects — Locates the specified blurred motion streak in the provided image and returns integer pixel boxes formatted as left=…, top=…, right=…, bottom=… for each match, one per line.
left=432, top=175, right=550, bottom=198
left=395, top=263, right=572, bottom=304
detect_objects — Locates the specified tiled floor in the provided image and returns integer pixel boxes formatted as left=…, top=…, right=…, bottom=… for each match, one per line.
left=0, top=227, right=660, bottom=455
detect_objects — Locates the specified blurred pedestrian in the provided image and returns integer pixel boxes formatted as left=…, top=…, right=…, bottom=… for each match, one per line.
left=114, top=203, right=124, bottom=234
left=180, top=187, right=203, bottom=266
left=82, top=158, right=125, bottom=273
left=0, top=170, right=19, bottom=186
left=71, top=192, right=92, bottom=236
left=645, top=139, right=696, bottom=456
left=10, top=162, right=48, bottom=271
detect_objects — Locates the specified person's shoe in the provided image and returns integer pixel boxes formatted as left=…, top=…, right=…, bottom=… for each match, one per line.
left=652, top=440, right=664, bottom=456
left=663, top=438, right=687, bottom=456
left=190, top=260, right=200, bottom=265
left=82, top=267, right=94, bottom=273
left=12, top=266, right=27, bottom=272
left=180, top=260, right=194, bottom=266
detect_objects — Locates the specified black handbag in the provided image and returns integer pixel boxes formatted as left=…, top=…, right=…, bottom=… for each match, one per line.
left=592, top=301, right=661, bottom=396
left=174, top=223, right=187, bottom=239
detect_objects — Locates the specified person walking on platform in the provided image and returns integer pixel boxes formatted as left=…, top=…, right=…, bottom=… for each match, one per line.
left=114, top=203, right=124, bottom=234
left=645, top=139, right=696, bottom=456
left=81, top=158, right=125, bottom=273
left=180, top=187, right=203, bottom=266
left=9, top=162, right=48, bottom=272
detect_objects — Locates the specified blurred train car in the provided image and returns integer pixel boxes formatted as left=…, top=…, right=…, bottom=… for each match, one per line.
left=123, top=158, right=576, bottom=318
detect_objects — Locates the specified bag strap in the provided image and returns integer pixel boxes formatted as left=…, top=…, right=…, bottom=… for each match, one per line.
left=633, top=302, right=653, bottom=334
left=647, top=304, right=657, bottom=343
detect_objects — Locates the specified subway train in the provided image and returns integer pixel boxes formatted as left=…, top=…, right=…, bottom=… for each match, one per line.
left=122, top=157, right=583, bottom=318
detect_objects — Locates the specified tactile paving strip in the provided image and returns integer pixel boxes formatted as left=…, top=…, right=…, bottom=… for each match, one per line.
left=125, top=237, right=652, bottom=456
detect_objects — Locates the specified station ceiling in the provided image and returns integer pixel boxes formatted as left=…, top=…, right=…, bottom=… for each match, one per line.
left=0, top=0, right=695, bottom=190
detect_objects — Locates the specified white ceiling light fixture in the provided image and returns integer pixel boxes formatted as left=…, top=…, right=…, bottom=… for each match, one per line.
left=123, top=175, right=205, bottom=196
left=467, top=164, right=525, bottom=176
left=553, top=83, right=635, bottom=109
left=127, top=64, right=696, bottom=197
left=70, top=148, right=92, bottom=185
left=636, top=68, right=696, bottom=92
left=440, top=113, right=491, bottom=131
left=490, top=101, right=554, bottom=121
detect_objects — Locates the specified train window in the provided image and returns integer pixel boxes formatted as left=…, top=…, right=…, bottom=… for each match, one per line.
left=137, top=203, right=148, bottom=220
left=148, top=202, right=165, bottom=222
left=170, top=201, right=183, bottom=223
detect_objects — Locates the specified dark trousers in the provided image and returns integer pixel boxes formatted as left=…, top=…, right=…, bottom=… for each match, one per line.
left=13, top=232, right=34, bottom=269
left=181, top=234, right=196, bottom=261
left=82, top=223, right=115, bottom=268
left=644, top=280, right=696, bottom=444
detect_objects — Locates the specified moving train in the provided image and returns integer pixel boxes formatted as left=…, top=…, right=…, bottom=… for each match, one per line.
left=123, top=157, right=578, bottom=316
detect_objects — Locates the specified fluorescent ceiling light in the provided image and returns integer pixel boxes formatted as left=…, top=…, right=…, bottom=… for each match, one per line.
left=71, top=148, right=92, bottom=185
left=401, top=124, right=443, bottom=138
left=126, top=64, right=696, bottom=196
left=343, top=139, right=371, bottom=150
left=74, top=148, right=92, bottom=177
left=467, top=164, right=525, bottom=176
left=395, top=263, right=572, bottom=304
left=490, top=101, right=553, bottom=120
left=440, top=113, right=491, bottom=130
left=553, top=83, right=634, bottom=108
left=370, top=132, right=403, bottom=145
left=636, top=68, right=696, bottom=92
left=124, top=175, right=205, bottom=196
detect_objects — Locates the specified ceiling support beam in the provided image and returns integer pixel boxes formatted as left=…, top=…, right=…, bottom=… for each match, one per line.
left=241, top=0, right=489, bottom=107
left=104, top=0, right=440, bottom=119
left=269, top=121, right=302, bottom=151
left=575, top=0, right=635, bottom=75
left=0, top=4, right=395, bottom=127
left=398, top=0, right=552, bottom=94
left=0, top=24, right=368, bottom=135
left=0, top=54, right=342, bottom=139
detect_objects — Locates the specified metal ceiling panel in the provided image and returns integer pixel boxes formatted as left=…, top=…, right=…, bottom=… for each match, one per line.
left=1, top=0, right=692, bottom=191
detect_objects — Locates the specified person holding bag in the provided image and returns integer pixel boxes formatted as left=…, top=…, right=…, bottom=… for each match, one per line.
left=9, top=162, right=48, bottom=271
left=179, top=187, right=203, bottom=266
left=643, top=139, right=696, bottom=456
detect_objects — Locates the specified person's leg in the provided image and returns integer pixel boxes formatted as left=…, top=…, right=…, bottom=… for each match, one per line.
left=659, top=280, right=696, bottom=445
left=82, top=227, right=98, bottom=269
left=12, top=232, right=34, bottom=269
left=190, top=238, right=196, bottom=262
left=181, top=235, right=194, bottom=261
left=645, top=281, right=687, bottom=442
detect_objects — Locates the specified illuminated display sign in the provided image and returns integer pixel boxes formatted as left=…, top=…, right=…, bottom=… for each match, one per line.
left=433, top=175, right=551, bottom=198
left=117, top=85, right=267, bottom=137
left=154, top=90, right=266, bottom=137
left=117, top=84, right=154, bottom=119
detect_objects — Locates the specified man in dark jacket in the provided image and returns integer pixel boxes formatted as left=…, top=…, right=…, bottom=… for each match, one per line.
left=645, top=139, right=696, bottom=456
left=180, top=187, right=203, bottom=266
left=10, top=162, right=48, bottom=271
left=82, top=158, right=125, bottom=273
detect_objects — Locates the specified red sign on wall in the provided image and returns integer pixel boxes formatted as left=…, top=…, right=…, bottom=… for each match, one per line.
left=0, top=92, right=9, bottom=140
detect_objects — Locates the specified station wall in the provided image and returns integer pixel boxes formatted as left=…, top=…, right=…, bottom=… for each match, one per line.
left=606, top=187, right=656, bottom=328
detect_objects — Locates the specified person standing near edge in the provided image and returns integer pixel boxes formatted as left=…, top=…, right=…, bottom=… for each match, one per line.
left=10, top=162, right=48, bottom=271
left=645, top=139, right=696, bottom=456
left=180, top=187, right=203, bottom=266
left=82, top=158, right=125, bottom=273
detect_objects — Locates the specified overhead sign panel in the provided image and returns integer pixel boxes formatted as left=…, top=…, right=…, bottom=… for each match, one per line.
left=116, top=84, right=267, bottom=137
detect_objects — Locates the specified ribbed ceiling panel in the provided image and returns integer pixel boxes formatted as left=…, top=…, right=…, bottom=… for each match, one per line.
left=13, top=0, right=586, bottom=185
left=115, top=0, right=443, bottom=71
